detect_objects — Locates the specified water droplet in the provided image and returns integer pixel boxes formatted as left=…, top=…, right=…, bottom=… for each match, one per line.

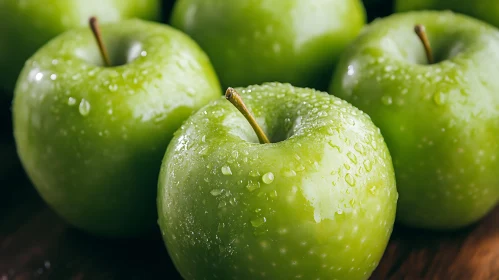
left=349, top=198, right=356, bottom=206
left=229, top=197, right=237, bottom=206
left=249, top=170, right=260, bottom=177
left=381, top=95, right=393, bottom=105
left=347, top=152, right=358, bottom=164
left=231, top=150, right=239, bottom=158
left=433, top=92, right=445, bottom=105
left=210, top=189, right=223, bottom=196
left=270, top=190, right=278, bottom=198
left=251, top=217, right=266, bottom=227
left=79, top=99, right=91, bottom=116
left=221, top=166, right=232, bottom=175
left=199, top=147, right=208, bottom=155
left=363, top=159, right=373, bottom=172
left=108, top=84, right=118, bottom=92
left=369, top=185, right=377, bottom=194
left=328, top=141, right=341, bottom=152
left=283, top=168, right=296, bottom=177
left=35, top=72, right=44, bottom=81
left=68, top=97, right=76, bottom=106
left=262, top=172, right=274, bottom=184
left=354, top=143, right=365, bottom=155
left=218, top=201, right=227, bottom=208
left=345, top=173, right=355, bottom=186
left=246, top=181, right=260, bottom=192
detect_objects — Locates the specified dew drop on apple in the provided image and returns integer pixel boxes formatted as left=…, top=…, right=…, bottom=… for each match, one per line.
left=251, top=217, right=266, bottom=227
left=354, top=143, right=365, bottom=155
left=78, top=99, right=91, bottom=116
left=221, top=166, right=232, bottom=175
left=328, top=141, right=341, bottom=152
left=210, top=189, right=223, bottom=196
left=249, top=170, right=260, bottom=177
left=67, top=97, right=76, bottom=106
left=283, top=168, right=296, bottom=177
left=231, top=150, right=239, bottom=159
left=344, top=163, right=351, bottom=170
left=363, top=159, right=373, bottom=172
left=229, top=197, right=237, bottom=206
left=433, top=92, right=446, bottom=105
left=246, top=181, right=260, bottom=192
left=218, top=201, right=227, bottom=208
left=262, top=172, right=274, bottom=184
left=199, top=146, right=208, bottom=156
left=381, top=95, right=392, bottom=105
left=345, top=173, right=355, bottom=186
left=108, top=84, right=118, bottom=92
left=347, top=152, right=357, bottom=164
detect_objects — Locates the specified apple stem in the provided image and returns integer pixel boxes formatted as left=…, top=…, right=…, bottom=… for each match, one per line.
left=225, top=87, right=270, bottom=144
left=89, top=17, right=112, bottom=67
left=414, top=24, right=434, bottom=64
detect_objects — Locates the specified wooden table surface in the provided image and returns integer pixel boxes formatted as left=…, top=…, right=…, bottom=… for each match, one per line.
left=2, top=98, right=499, bottom=280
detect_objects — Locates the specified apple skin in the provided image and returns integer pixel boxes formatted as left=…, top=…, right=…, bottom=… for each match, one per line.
left=329, top=11, right=499, bottom=230
left=157, top=83, right=398, bottom=279
left=395, top=0, right=499, bottom=29
left=0, top=0, right=161, bottom=92
left=12, top=19, right=221, bottom=237
left=170, top=0, right=366, bottom=91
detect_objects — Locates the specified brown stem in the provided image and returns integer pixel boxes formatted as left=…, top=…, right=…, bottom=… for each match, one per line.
left=225, top=87, right=270, bottom=144
left=414, top=24, right=433, bottom=64
left=89, top=17, right=111, bottom=67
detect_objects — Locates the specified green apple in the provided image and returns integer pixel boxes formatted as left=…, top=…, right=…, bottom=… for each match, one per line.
left=12, top=18, right=221, bottom=237
left=170, top=0, right=366, bottom=91
left=329, top=11, right=499, bottom=230
left=395, top=0, right=499, bottom=29
left=0, top=0, right=161, bottom=92
left=157, top=83, right=398, bottom=279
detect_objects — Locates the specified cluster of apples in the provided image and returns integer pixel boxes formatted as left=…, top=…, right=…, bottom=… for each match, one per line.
left=3, top=0, right=499, bottom=279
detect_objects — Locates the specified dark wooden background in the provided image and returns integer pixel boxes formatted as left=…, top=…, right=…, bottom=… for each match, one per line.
left=2, top=93, right=499, bottom=280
